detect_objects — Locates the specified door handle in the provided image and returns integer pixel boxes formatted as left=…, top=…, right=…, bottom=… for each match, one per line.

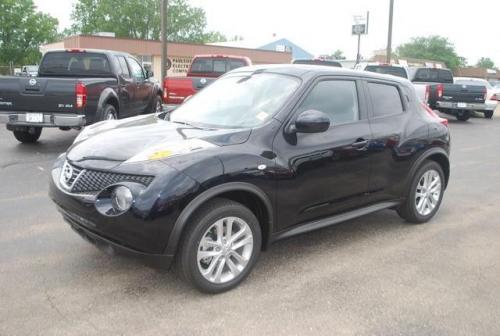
left=351, top=139, right=369, bottom=149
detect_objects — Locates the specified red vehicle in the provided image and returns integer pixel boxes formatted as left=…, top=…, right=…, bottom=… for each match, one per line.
left=163, top=55, right=252, bottom=105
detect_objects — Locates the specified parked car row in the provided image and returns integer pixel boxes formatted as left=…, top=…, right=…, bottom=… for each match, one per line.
left=357, top=62, right=497, bottom=121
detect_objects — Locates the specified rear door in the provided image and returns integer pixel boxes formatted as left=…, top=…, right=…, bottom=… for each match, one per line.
left=364, top=80, right=414, bottom=202
left=115, top=56, right=135, bottom=117
left=274, top=77, right=373, bottom=230
left=127, top=57, right=151, bottom=114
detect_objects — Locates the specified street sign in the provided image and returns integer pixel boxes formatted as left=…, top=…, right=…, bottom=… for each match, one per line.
left=352, top=24, right=367, bottom=35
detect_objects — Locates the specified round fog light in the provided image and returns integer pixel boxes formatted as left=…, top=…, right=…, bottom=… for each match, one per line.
left=111, top=186, right=134, bottom=212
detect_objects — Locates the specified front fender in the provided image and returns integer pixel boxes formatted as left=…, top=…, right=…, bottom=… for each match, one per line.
left=164, top=182, right=274, bottom=256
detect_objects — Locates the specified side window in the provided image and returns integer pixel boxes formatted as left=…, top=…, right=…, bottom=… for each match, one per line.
left=127, top=57, right=145, bottom=81
left=117, top=56, right=130, bottom=78
left=368, top=83, right=404, bottom=117
left=298, top=80, right=359, bottom=125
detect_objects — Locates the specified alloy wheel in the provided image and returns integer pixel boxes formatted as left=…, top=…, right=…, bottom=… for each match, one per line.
left=415, top=169, right=442, bottom=216
left=197, top=216, right=254, bottom=284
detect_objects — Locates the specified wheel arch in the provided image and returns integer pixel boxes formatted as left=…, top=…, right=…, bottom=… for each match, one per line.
left=164, top=182, right=274, bottom=256
left=409, top=148, right=450, bottom=189
left=97, top=89, right=120, bottom=120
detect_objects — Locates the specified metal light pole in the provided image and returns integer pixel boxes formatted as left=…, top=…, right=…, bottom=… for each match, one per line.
left=161, top=0, right=168, bottom=87
left=386, top=0, right=394, bottom=63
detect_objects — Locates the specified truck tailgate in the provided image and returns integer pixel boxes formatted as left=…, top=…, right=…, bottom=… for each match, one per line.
left=442, top=84, right=485, bottom=104
left=0, top=76, right=82, bottom=114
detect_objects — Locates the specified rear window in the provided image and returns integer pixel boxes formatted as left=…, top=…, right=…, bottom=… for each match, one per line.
left=413, top=68, right=453, bottom=83
left=190, top=58, right=247, bottom=74
left=293, top=59, right=342, bottom=67
left=39, top=52, right=112, bottom=76
left=365, top=65, right=407, bottom=79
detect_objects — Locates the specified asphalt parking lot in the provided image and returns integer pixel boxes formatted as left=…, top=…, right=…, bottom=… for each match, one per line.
left=1, top=109, right=500, bottom=336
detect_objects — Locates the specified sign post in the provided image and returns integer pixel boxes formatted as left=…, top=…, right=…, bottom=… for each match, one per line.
left=352, top=12, right=369, bottom=65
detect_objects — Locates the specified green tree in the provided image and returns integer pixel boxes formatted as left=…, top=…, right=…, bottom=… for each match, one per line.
left=396, top=35, right=466, bottom=70
left=476, top=57, right=495, bottom=69
left=0, top=0, right=59, bottom=65
left=69, top=0, right=225, bottom=43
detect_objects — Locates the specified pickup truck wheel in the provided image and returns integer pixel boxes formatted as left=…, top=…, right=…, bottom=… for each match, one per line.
left=456, top=110, right=471, bottom=121
left=178, top=198, right=261, bottom=294
left=13, top=127, right=42, bottom=144
left=150, top=95, right=163, bottom=114
left=397, top=161, right=444, bottom=224
left=484, top=111, right=494, bottom=119
left=100, top=104, right=117, bottom=121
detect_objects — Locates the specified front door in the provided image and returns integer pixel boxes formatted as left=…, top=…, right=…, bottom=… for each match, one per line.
left=273, top=78, right=373, bottom=231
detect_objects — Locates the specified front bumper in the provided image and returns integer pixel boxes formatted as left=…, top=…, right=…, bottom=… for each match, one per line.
left=59, top=206, right=173, bottom=269
left=0, top=112, right=86, bottom=127
left=436, top=101, right=491, bottom=111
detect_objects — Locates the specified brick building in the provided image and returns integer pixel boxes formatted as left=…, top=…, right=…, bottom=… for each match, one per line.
left=41, top=35, right=292, bottom=81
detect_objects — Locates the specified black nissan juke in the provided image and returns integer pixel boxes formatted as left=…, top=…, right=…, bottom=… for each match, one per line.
left=50, top=65, right=450, bottom=293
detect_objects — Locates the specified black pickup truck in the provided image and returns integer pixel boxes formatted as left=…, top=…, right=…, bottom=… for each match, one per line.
left=409, top=67, right=486, bottom=121
left=0, top=49, right=163, bottom=143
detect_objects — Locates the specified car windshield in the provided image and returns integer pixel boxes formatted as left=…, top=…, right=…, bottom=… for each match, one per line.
left=170, top=73, right=300, bottom=129
left=365, top=65, right=408, bottom=79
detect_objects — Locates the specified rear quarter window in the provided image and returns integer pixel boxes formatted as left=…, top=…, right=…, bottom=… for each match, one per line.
left=39, top=52, right=112, bottom=76
left=368, top=82, right=404, bottom=117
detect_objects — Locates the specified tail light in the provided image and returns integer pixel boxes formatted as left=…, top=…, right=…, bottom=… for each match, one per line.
left=424, top=85, right=430, bottom=103
left=75, top=82, right=87, bottom=108
left=163, top=79, right=168, bottom=103
left=491, top=93, right=498, bottom=101
left=436, top=83, right=444, bottom=98
left=422, top=102, right=448, bottom=127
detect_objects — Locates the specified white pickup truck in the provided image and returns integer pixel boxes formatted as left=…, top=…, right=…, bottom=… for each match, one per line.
left=356, top=63, right=429, bottom=104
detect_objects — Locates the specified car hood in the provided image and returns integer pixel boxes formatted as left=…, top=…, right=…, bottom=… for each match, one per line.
left=67, top=114, right=251, bottom=164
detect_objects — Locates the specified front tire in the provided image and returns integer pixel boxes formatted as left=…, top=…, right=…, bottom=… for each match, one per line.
left=178, top=198, right=262, bottom=294
left=397, top=161, right=445, bottom=224
left=150, top=94, right=163, bottom=114
left=484, top=111, right=494, bottom=119
left=13, top=127, right=42, bottom=143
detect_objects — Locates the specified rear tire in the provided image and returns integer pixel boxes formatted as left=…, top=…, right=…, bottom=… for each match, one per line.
left=177, top=198, right=262, bottom=294
left=397, top=161, right=445, bottom=224
left=456, top=110, right=471, bottom=121
left=99, top=104, right=117, bottom=121
left=485, top=111, right=494, bottom=119
left=13, top=127, right=42, bottom=143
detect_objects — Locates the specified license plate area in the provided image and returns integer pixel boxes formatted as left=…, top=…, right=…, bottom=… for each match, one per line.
left=26, top=113, right=43, bottom=123
left=457, top=102, right=467, bottom=108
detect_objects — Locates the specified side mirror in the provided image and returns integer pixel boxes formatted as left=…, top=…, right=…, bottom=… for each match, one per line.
left=290, top=110, right=330, bottom=134
left=146, top=70, right=154, bottom=79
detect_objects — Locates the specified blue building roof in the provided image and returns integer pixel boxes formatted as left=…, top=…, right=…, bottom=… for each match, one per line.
left=258, top=38, right=314, bottom=60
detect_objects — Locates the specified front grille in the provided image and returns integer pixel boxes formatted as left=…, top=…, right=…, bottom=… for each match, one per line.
left=61, top=161, right=154, bottom=194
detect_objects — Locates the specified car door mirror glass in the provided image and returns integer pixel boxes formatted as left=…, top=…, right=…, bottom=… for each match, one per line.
left=292, top=110, right=331, bottom=133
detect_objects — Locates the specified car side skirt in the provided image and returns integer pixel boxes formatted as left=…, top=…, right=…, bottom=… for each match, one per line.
left=271, top=201, right=400, bottom=242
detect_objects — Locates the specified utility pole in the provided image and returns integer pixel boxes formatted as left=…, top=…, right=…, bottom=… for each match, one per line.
left=356, top=34, right=362, bottom=65
left=386, top=0, right=394, bottom=63
left=160, top=0, right=168, bottom=87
